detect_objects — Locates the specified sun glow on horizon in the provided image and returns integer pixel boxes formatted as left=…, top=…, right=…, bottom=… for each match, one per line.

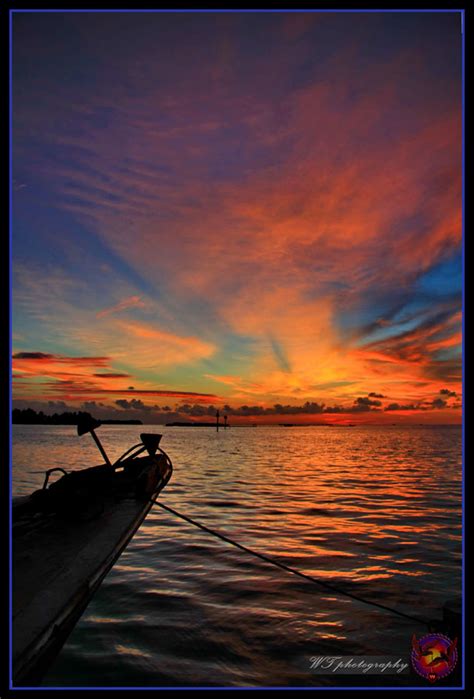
left=12, top=12, right=462, bottom=425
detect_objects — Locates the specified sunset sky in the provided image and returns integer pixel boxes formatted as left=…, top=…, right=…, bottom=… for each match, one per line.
left=12, top=11, right=463, bottom=424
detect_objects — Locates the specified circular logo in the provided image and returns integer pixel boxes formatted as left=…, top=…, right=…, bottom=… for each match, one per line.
left=411, top=633, right=458, bottom=683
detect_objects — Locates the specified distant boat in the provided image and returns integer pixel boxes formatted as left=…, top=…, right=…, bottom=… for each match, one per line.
left=12, top=418, right=173, bottom=686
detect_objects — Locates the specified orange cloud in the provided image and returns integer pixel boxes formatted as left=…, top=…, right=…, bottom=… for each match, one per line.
left=12, top=350, right=219, bottom=405
left=115, top=320, right=216, bottom=366
left=96, top=295, right=146, bottom=318
left=12, top=18, right=461, bottom=422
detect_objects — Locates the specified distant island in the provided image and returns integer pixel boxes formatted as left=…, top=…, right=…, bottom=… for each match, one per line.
left=279, top=422, right=334, bottom=427
left=12, top=408, right=142, bottom=426
left=166, top=421, right=230, bottom=427
left=99, top=419, right=143, bottom=425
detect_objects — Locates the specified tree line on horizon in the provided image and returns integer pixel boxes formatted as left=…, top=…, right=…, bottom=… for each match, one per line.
left=12, top=408, right=94, bottom=425
left=12, top=408, right=142, bottom=425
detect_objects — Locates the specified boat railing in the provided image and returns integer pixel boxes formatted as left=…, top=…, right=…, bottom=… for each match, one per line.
left=42, top=468, right=68, bottom=490
left=114, top=442, right=147, bottom=466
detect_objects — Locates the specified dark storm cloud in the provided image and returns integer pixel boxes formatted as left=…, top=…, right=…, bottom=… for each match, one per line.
left=13, top=352, right=55, bottom=359
left=115, top=398, right=153, bottom=411
left=93, top=373, right=131, bottom=378
left=385, top=403, right=418, bottom=411
left=353, top=396, right=382, bottom=409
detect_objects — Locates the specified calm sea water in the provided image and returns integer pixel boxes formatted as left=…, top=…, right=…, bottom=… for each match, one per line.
left=12, top=424, right=462, bottom=687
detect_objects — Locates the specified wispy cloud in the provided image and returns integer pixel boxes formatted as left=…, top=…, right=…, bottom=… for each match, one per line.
left=12, top=349, right=219, bottom=404
left=12, top=12, right=462, bottom=421
left=96, top=295, right=147, bottom=318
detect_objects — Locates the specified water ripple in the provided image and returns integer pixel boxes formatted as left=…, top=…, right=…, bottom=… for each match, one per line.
left=12, top=424, right=462, bottom=687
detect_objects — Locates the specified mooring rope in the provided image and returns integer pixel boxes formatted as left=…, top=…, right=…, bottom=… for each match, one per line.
left=154, top=500, right=431, bottom=629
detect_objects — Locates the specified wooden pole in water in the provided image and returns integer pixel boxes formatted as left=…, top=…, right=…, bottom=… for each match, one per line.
left=216, top=409, right=220, bottom=432
left=224, top=414, right=228, bottom=429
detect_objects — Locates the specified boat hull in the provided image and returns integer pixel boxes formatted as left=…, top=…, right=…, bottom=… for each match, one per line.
left=12, top=453, right=172, bottom=686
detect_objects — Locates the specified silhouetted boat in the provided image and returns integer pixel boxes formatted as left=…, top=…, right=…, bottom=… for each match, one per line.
left=12, top=419, right=173, bottom=686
